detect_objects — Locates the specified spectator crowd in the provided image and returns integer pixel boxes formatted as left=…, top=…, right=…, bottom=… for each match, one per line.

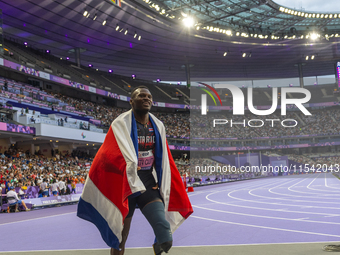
left=2, top=77, right=340, bottom=140
left=0, top=147, right=92, bottom=204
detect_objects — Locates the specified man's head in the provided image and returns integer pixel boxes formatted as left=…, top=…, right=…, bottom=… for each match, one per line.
left=130, top=86, right=152, bottom=114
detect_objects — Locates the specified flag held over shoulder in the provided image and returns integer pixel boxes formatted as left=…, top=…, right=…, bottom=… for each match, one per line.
left=77, top=109, right=193, bottom=250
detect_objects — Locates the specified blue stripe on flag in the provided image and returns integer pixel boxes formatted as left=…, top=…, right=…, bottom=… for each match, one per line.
left=150, top=117, right=163, bottom=187
left=77, top=197, right=120, bottom=249
left=130, top=111, right=139, bottom=158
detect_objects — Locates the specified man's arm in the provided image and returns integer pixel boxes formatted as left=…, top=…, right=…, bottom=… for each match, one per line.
left=13, top=191, right=19, bottom=201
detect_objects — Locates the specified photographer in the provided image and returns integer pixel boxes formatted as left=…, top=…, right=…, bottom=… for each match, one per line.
left=6, top=186, right=30, bottom=212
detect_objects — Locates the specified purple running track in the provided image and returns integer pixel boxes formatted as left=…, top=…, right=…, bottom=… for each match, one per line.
left=0, top=173, right=339, bottom=252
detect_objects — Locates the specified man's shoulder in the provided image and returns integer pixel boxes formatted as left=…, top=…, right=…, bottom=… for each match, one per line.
left=149, top=113, right=165, bottom=128
left=111, top=110, right=132, bottom=126
left=7, top=190, right=15, bottom=195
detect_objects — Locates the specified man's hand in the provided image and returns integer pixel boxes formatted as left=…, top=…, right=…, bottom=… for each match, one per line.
left=152, top=183, right=159, bottom=190
left=137, top=167, right=141, bottom=171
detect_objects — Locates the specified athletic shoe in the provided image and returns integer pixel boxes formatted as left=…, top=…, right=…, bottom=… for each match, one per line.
left=153, top=243, right=163, bottom=255
left=160, top=241, right=172, bottom=253
left=25, top=209, right=31, bottom=211
left=153, top=241, right=172, bottom=254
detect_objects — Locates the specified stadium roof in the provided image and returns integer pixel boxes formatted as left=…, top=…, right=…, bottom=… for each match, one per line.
left=1, top=0, right=340, bottom=81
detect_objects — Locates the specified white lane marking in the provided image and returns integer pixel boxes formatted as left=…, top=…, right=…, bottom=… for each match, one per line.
left=0, top=212, right=76, bottom=226
left=286, top=175, right=330, bottom=195
left=325, top=173, right=340, bottom=190
left=293, top=173, right=340, bottom=193
left=2, top=241, right=340, bottom=252
left=227, top=188, right=340, bottom=210
left=173, top=240, right=340, bottom=247
left=305, top=173, right=340, bottom=192
left=304, top=174, right=330, bottom=193
left=267, top=179, right=317, bottom=198
left=209, top=190, right=340, bottom=213
left=248, top=188, right=339, bottom=204
left=192, top=204, right=340, bottom=225
left=0, top=248, right=109, bottom=253
left=192, top=215, right=340, bottom=238
left=203, top=177, right=340, bottom=211
left=268, top=186, right=339, bottom=199
left=191, top=178, right=289, bottom=200
left=306, top=174, right=319, bottom=189
left=188, top=178, right=293, bottom=206
left=288, top=176, right=316, bottom=189
left=187, top=179, right=280, bottom=198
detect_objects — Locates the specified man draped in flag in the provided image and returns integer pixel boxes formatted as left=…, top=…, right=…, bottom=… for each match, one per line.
left=77, top=86, right=193, bottom=255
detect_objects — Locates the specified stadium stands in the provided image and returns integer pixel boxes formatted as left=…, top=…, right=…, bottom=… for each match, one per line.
left=0, top=43, right=340, bottom=213
left=1, top=74, right=340, bottom=144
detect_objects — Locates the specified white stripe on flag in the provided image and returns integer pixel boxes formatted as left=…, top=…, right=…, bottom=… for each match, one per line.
left=149, top=113, right=185, bottom=232
left=111, top=110, right=146, bottom=194
left=81, top=177, right=124, bottom=242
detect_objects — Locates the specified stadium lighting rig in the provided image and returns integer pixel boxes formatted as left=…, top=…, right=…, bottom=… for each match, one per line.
left=80, top=7, right=143, bottom=41
left=141, top=0, right=176, bottom=19
left=304, top=55, right=316, bottom=60
left=279, top=6, right=340, bottom=19
left=182, top=16, right=195, bottom=28
left=83, top=0, right=340, bottom=43
left=136, top=0, right=340, bottom=42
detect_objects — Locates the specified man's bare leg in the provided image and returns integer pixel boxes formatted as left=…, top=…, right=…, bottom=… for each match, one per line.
left=110, top=217, right=132, bottom=255
left=21, top=201, right=30, bottom=211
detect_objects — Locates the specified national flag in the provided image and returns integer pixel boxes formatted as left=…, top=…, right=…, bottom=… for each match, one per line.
left=77, top=110, right=193, bottom=249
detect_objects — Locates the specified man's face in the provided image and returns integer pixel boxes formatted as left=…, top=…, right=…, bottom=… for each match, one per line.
left=130, top=88, right=153, bottom=113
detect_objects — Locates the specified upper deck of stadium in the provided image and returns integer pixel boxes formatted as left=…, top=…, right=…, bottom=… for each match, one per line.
left=0, top=0, right=340, bottom=81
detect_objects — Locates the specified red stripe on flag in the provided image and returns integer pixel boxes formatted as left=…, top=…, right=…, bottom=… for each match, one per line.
left=166, top=140, right=193, bottom=219
left=89, top=127, right=132, bottom=218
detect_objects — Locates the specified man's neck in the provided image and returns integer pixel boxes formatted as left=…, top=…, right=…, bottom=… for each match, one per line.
left=133, top=110, right=149, bottom=124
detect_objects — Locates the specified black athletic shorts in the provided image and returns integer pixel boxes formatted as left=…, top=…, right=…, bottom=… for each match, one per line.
left=126, top=186, right=163, bottom=218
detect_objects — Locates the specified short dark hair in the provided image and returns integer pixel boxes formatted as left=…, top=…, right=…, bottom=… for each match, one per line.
left=131, top=86, right=150, bottom=99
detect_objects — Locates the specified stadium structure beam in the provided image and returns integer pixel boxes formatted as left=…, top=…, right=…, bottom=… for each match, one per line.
left=75, top=48, right=81, bottom=68
left=298, top=63, right=304, bottom=88
left=335, top=62, right=339, bottom=88
left=185, top=63, right=191, bottom=87
left=203, top=1, right=266, bottom=25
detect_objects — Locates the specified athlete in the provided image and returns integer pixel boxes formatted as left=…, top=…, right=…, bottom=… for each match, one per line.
left=78, top=86, right=192, bottom=255
left=112, top=86, right=172, bottom=255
